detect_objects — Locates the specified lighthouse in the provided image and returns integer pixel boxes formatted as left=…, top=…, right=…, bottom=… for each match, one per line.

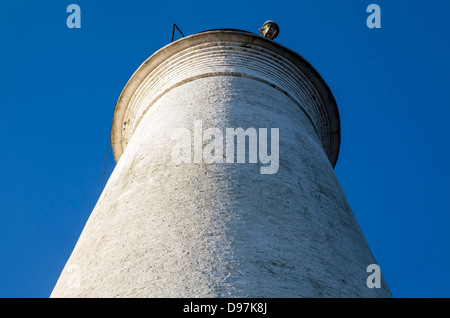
left=51, top=26, right=391, bottom=297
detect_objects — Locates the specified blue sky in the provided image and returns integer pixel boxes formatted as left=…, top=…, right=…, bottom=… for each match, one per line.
left=0, top=0, right=449, bottom=298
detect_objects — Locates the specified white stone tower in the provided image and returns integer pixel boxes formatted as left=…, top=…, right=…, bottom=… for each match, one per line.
left=51, top=29, right=391, bottom=297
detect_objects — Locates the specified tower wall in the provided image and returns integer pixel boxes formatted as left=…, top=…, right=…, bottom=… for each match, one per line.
left=51, top=30, right=390, bottom=297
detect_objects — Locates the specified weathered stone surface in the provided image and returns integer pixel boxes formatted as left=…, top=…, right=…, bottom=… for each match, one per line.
left=51, top=30, right=390, bottom=298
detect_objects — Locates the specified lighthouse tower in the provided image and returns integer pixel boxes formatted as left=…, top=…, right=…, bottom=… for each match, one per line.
left=51, top=27, right=391, bottom=297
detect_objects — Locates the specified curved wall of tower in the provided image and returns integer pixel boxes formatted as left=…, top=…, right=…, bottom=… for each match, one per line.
left=51, top=30, right=391, bottom=297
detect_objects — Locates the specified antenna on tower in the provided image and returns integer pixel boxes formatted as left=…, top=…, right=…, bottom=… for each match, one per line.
left=259, top=20, right=279, bottom=40
left=171, top=24, right=185, bottom=42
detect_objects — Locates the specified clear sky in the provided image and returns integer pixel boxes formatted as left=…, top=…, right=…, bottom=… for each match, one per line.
left=0, top=0, right=449, bottom=298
